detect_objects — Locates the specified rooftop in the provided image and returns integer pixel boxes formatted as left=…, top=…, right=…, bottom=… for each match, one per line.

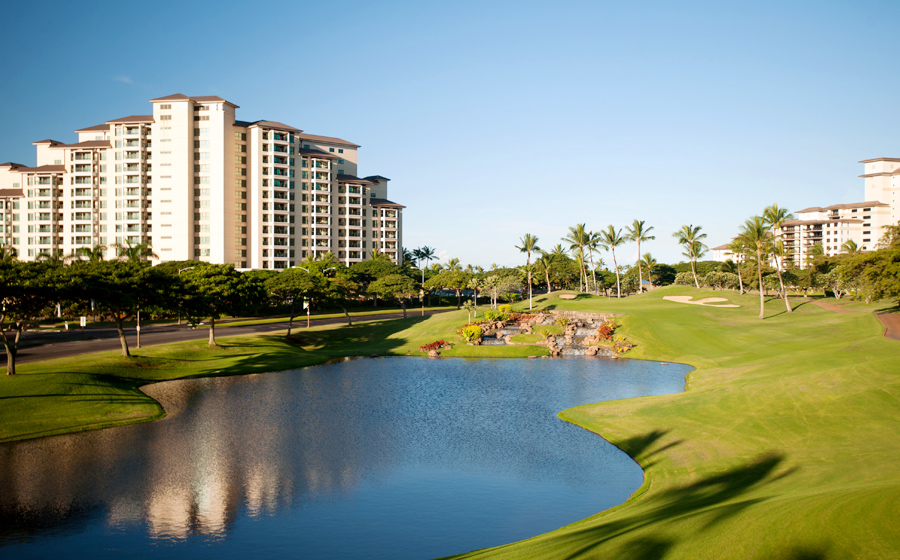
left=370, top=198, right=405, bottom=208
left=106, top=115, right=154, bottom=124
left=297, top=132, right=360, bottom=148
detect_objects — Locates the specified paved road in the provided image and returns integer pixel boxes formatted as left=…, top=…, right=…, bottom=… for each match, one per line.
left=4, top=308, right=453, bottom=366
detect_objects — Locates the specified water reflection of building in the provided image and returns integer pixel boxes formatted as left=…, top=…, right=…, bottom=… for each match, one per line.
left=0, top=371, right=401, bottom=542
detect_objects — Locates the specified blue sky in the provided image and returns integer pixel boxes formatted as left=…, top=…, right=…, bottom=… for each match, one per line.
left=2, top=0, right=899, bottom=267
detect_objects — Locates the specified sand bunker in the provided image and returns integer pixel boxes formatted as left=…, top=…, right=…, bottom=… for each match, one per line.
left=663, top=296, right=739, bottom=308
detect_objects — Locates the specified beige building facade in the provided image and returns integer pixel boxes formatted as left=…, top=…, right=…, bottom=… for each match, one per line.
left=0, top=94, right=404, bottom=269
left=711, top=157, right=899, bottom=268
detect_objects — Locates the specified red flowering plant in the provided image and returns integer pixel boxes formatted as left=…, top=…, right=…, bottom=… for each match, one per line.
left=419, top=340, right=448, bottom=353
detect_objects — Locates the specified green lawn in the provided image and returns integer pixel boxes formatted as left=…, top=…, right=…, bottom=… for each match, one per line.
left=2, top=286, right=899, bottom=558
left=442, top=287, right=900, bottom=559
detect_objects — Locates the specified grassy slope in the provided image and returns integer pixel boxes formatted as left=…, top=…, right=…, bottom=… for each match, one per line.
left=445, top=287, right=900, bottom=559
left=3, top=287, right=899, bottom=558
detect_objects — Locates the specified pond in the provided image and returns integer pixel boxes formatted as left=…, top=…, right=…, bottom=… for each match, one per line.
left=0, top=357, right=691, bottom=560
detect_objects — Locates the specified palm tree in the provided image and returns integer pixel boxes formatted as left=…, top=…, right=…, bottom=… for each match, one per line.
left=841, top=239, right=859, bottom=254
left=113, top=239, right=157, bottom=262
left=625, top=220, right=655, bottom=293
left=640, top=253, right=657, bottom=288
left=806, top=243, right=824, bottom=266
left=446, top=257, right=462, bottom=271
left=728, top=238, right=748, bottom=295
left=739, top=216, right=771, bottom=320
left=515, top=233, right=541, bottom=310
left=672, top=225, right=707, bottom=289
left=415, top=246, right=436, bottom=288
left=537, top=252, right=555, bottom=294
left=562, top=224, right=589, bottom=292
left=71, top=244, right=106, bottom=263
left=598, top=225, right=627, bottom=298
left=584, top=230, right=603, bottom=295
left=763, top=204, right=794, bottom=313
left=0, top=245, right=18, bottom=262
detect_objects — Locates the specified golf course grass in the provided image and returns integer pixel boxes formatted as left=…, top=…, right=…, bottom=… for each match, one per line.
left=2, top=285, right=899, bottom=558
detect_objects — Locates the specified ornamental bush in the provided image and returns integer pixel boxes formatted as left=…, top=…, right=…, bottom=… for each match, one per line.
left=483, top=309, right=508, bottom=322
left=457, top=325, right=483, bottom=342
left=498, top=304, right=513, bottom=314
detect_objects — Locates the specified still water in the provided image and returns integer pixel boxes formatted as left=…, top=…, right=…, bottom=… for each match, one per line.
left=0, top=357, right=690, bottom=559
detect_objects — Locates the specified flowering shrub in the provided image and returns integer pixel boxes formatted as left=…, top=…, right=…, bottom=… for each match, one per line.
left=419, top=340, right=448, bottom=353
left=457, top=325, right=483, bottom=342
left=499, top=304, right=513, bottom=314
left=596, top=318, right=618, bottom=341
left=483, top=310, right=508, bottom=322
left=612, top=336, right=634, bottom=354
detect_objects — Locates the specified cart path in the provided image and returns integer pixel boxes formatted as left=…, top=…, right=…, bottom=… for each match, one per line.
left=3, top=308, right=454, bottom=366
left=810, top=299, right=856, bottom=313
left=876, top=313, right=900, bottom=341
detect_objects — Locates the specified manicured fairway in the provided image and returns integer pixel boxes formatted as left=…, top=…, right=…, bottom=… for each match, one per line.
left=444, top=287, right=900, bottom=559
left=2, top=286, right=899, bottom=559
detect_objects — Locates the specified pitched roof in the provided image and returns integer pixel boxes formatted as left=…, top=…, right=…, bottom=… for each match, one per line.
left=298, top=147, right=338, bottom=159
left=712, top=244, right=732, bottom=251
left=370, top=198, right=405, bottom=208
left=53, top=140, right=111, bottom=149
left=796, top=206, right=826, bottom=213
left=858, top=157, right=900, bottom=163
left=781, top=218, right=863, bottom=226
left=150, top=93, right=191, bottom=102
left=106, top=115, right=154, bottom=124
left=0, top=162, right=28, bottom=169
left=297, top=132, right=360, bottom=148
left=32, top=139, right=63, bottom=145
left=74, top=123, right=110, bottom=133
left=823, top=201, right=888, bottom=210
left=16, top=164, right=66, bottom=173
left=0, top=188, right=24, bottom=197
left=246, top=120, right=302, bottom=133
left=336, top=174, right=373, bottom=184
left=363, top=175, right=391, bottom=182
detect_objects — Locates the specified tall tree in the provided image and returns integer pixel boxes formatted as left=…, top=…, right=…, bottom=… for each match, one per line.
left=728, top=238, right=748, bottom=295
left=415, top=246, right=436, bottom=289
left=763, top=204, right=794, bottom=313
left=515, top=233, right=541, bottom=310
left=265, top=268, right=327, bottom=336
left=625, top=220, right=655, bottom=293
left=599, top=225, right=627, bottom=298
left=182, top=264, right=262, bottom=346
left=562, top=224, right=589, bottom=292
left=672, top=225, right=708, bottom=289
left=0, top=261, right=59, bottom=375
left=70, top=260, right=168, bottom=357
left=739, top=216, right=771, bottom=320
left=641, top=253, right=658, bottom=287
left=367, top=274, right=417, bottom=318
left=584, top=230, right=602, bottom=295
left=537, top=252, right=555, bottom=294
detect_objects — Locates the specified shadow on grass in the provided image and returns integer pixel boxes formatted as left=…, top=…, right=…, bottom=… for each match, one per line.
left=555, top=451, right=798, bottom=559
left=448, top=446, right=803, bottom=560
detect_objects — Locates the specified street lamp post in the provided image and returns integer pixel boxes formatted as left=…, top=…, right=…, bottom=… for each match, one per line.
left=177, top=267, right=195, bottom=325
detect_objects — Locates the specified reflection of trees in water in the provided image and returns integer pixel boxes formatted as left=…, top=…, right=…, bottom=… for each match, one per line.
left=0, top=358, right=689, bottom=548
left=0, top=369, right=403, bottom=542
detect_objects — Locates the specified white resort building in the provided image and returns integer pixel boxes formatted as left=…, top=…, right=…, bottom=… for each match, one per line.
left=713, top=157, right=899, bottom=268
left=0, top=94, right=404, bottom=269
